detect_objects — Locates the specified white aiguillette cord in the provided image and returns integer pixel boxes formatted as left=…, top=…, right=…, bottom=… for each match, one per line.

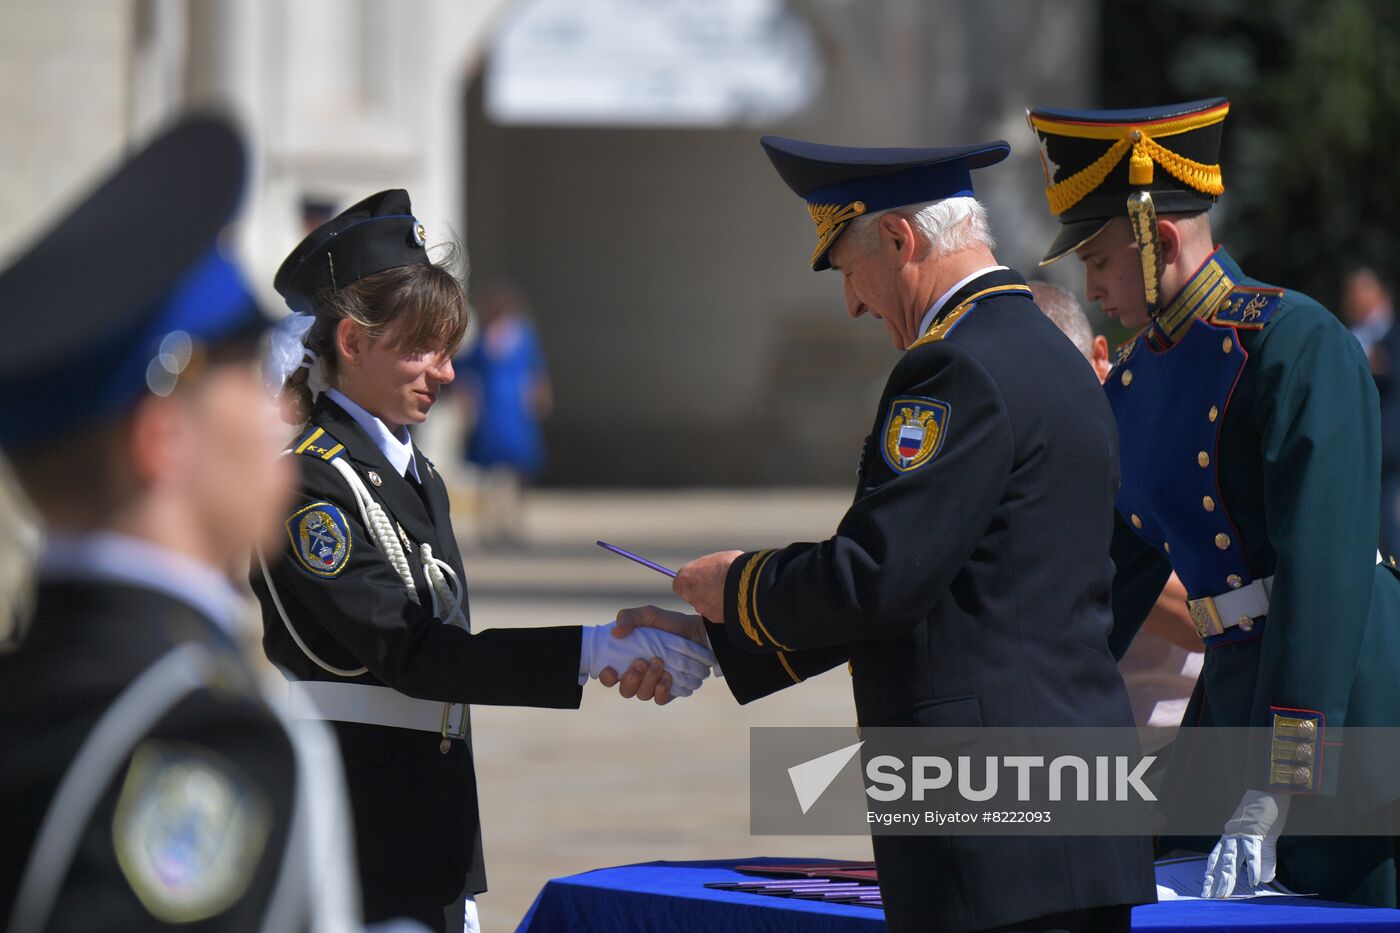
left=257, top=449, right=469, bottom=751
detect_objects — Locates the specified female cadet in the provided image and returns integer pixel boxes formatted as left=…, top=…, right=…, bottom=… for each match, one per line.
left=252, top=189, right=715, bottom=932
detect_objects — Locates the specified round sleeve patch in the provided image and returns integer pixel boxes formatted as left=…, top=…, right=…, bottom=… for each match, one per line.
left=881, top=395, right=952, bottom=473
left=286, top=501, right=353, bottom=578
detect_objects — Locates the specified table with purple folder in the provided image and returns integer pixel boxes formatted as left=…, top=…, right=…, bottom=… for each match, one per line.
left=516, top=857, right=1400, bottom=932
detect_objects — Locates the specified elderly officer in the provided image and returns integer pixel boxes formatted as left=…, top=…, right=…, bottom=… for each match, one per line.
left=1029, top=97, right=1400, bottom=905
left=0, top=116, right=359, bottom=931
left=614, top=136, right=1157, bottom=933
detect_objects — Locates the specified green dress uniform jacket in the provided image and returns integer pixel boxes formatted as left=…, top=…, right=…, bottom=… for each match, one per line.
left=1103, top=248, right=1400, bottom=899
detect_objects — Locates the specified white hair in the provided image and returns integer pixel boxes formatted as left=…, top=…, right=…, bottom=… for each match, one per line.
left=851, top=196, right=995, bottom=258
left=1028, top=280, right=1094, bottom=360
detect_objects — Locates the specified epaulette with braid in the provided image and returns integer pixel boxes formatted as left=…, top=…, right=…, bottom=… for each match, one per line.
left=290, top=425, right=345, bottom=461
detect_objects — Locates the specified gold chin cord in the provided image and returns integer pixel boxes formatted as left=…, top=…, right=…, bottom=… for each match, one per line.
left=1126, top=191, right=1163, bottom=318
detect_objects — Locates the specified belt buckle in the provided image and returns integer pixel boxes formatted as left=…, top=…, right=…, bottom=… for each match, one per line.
left=1187, top=596, right=1224, bottom=639
left=438, top=702, right=468, bottom=754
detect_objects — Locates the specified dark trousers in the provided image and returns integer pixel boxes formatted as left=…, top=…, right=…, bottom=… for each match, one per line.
left=362, top=870, right=468, bottom=932
left=977, top=904, right=1134, bottom=933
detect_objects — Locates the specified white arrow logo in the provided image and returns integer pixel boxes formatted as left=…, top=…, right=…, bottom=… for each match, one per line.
left=787, top=741, right=864, bottom=814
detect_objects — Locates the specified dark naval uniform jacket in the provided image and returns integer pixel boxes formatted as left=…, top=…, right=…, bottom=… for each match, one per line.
left=704, top=269, right=1158, bottom=933
left=1103, top=249, right=1400, bottom=836
left=0, top=573, right=308, bottom=932
left=251, top=395, right=583, bottom=920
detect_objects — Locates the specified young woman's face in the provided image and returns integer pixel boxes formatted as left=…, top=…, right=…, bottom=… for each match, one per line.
left=337, top=317, right=455, bottom=431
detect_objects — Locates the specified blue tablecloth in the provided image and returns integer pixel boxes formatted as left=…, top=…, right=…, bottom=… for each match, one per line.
left=516, top=857, right=1400, bottom=932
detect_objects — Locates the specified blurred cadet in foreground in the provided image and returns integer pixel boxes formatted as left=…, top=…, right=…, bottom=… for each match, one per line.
left=1031, top=97, right=1400, bottom=904
left=255, top=190, right=714, bottom=931
left=1029, top=280, right=1201, bottom=757
left=610, top=136, right=1156, bottom=933
left=455, top=281, right=552, bottom=548
left=1342, top=268, right=1400, bottom=555
left=0, top=116, right=360, bottom=931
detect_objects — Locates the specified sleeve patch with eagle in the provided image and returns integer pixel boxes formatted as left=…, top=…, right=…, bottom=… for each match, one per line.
left=881, top=396, right=951, bottom=473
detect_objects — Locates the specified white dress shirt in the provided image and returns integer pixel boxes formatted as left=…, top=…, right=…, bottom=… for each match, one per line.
left=914, top=265, right=1010, bottom=344
left=326, top=388, right=420, bottom=481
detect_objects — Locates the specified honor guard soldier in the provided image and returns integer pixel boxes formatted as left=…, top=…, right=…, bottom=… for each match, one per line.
left=1029, top=98, right=1400, bottom=905
left=253, top=190, right=716, bottom=931
left=0, top=116, right=360, bottom=931
left=611, top=137, right=1157, bottom=933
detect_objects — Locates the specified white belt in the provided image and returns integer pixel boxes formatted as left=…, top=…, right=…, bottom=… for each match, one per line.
left=1188, top=576, right=1273, bottom=638
left=286, top=681, right=466, bottom=736
left=1188, top=552, right=1384, bottom=640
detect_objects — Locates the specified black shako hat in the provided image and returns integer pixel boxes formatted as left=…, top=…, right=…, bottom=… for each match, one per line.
left=273, top=188, right=431, bottom=314
left=1026, top=98, right=1229, bottom=265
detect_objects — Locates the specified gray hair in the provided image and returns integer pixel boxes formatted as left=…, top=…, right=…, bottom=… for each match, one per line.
left=1028, top=280, right=1093, bottom=360
left=851, top=196, right=995, bottom=258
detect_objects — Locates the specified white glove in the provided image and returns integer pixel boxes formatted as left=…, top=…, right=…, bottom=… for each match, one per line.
left=1202, top=789, right=1292, bottom=897
left=580, top=621, right=717, bottom=698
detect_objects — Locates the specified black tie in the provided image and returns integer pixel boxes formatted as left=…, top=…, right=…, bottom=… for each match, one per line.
left=406, top=464, right=432, bottom=513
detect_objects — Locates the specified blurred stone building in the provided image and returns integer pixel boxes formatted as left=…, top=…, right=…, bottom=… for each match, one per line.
left=2, top=0, right=1095, bottom=485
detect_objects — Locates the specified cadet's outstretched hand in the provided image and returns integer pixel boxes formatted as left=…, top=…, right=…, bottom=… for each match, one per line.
left=585, top=618, right=716, bottom=705
left=673, top=550, right=743, bottom=623
left=599, top=606, right=716, bottom=703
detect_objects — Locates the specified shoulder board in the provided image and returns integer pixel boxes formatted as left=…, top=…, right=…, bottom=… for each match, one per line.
left=909, top=283, right=1033, bottom=349
left=288, top=425, right=345, bottom=461
left=1210, top=286, right=1284, bottom=329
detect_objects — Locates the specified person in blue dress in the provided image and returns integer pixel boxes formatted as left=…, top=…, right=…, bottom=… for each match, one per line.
left=456, top=280, right=552, bottom=547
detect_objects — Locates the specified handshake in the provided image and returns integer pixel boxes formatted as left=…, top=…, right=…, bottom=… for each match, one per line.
left=581, top=606, right=716, bottom=706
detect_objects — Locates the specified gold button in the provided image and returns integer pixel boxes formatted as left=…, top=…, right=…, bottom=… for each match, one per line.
left=1222, top=336, right=1234, bottom=353
left=1390, top=556, right=1397, bottom=568
left=1164, top=541, right=1171, bottom=554
left=1294, top=766, right=1312, bottom=785
left=1227, top=574, right=1243, bottom=588
left=1198, top=451, right=1211, bottom=468
left=1300, top=720, right=1316, bottom=736
left=1121, top=369, right=1133, bottom=387
left=1237, top=616, right=1253, bottom=632
left=1130, top=129, right=1143, bottom=142
left=1215, top=532, right=1231, bottom=550
left=1297, top=743, right=1314, bottom=762
left=847, top=662, right=854, bottom=676
left=1131, top=514, right=1143, bottom=529
left=1208, top=406, right=1219, bottom=423
left=1203, top=496, right=1215, bottom=512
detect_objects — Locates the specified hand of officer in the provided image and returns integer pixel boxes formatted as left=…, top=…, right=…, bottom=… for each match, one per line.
left=1201, top=789, right=1292, bottom=897
left=584, top=620, right=715, bottom=704
left=600, top=606, right=717, bottom=703
left=673, top=550, right=743, bottom=623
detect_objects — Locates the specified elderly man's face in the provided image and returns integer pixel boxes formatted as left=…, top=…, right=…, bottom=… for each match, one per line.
left=828, top=226, right=910, bottom=349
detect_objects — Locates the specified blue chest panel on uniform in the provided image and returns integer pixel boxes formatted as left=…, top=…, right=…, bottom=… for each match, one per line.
left=1105, top=317, right=1256, bottom=598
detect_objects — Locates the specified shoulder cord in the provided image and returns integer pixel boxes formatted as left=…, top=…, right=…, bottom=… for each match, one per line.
left=7, top=644, right=215, bottom=933
left=256, top=453, right=466, bottom=678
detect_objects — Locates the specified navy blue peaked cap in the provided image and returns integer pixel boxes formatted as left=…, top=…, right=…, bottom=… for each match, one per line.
left=274, top=188, right=431, bottom=314
left=0, top=114, right=260, bottom=449
left=760, top=136, right=1010, bottom=270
